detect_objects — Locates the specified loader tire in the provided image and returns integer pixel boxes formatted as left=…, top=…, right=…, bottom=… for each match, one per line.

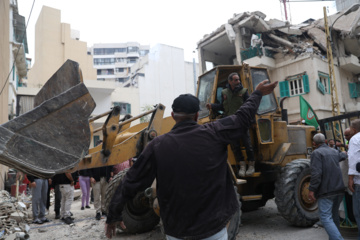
left=274, top=159, right=318, bottom=227
left=105, top=169, right=160, bottom=234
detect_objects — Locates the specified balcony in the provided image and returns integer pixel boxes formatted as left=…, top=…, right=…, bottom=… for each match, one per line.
left=339, top=54, right=360, bottom=74
left=240, top=46, right=276, bottom=69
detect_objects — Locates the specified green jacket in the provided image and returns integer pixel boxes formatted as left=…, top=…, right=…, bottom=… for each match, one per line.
left=222, top=87, right=248, bottom=116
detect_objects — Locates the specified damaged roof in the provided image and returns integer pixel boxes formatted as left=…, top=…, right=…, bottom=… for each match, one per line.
left=197, top=8, right=360, bottom=60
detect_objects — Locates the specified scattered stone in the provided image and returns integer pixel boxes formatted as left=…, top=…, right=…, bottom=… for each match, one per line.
left=38, top=228, right=47, bottom=233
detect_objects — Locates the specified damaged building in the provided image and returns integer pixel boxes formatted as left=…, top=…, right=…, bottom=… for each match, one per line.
left=197, top=8, right=360, bottom=124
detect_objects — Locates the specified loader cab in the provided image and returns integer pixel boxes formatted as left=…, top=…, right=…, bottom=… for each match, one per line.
left=196, top=65, right=280, bottom=144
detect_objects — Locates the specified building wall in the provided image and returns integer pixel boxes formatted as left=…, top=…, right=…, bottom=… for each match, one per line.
left=139, top=44, right=196, bottom=117
left=27, top=6, right=96, bottom=88
left=336, top=0, right=360, bottom=11
left=0, top=1, right=10, bottom=125
left=0, top=1, right=11, bottom=190
left=271, top=55, right=352, bottom=124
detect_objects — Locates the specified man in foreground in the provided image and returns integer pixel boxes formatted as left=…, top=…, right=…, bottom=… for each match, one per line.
left=105, top=79, right=278, bottom=239
left=308, top=133, right=346, bottom=240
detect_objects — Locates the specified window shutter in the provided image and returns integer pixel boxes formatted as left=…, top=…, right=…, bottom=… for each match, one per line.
left=316, top=80, right=325, bottom=95
left=279, top=81, right=289, bottom=97
left=127, top=103, right=131, bottom=114
left=303, top=74, right=310, bottom=93
left=327, top=76, right=331, bottom=94
left=349, top=82, right=358, bottom=98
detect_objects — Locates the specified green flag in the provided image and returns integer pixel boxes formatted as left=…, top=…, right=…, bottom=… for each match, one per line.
left=299, top=95, right=319, bottom=128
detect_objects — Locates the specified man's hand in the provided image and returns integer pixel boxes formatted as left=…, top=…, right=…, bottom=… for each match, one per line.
left=90, top=177, right=96, bottom=184
left=105, top=222, right=126, bottom=239
left=206, top=103, right=212, bottom=110
left=29, top=182, right=36, bottom=188
left=308, top=190, right=316, bottom=202
left=349, top=175, right=355, bottom=193
left=255, top=80, right=278, bottom=96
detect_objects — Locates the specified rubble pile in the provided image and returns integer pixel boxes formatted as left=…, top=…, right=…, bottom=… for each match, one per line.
left=0, top=191, right=30, bottom=239
left=199, top=8, right=360, bottom=62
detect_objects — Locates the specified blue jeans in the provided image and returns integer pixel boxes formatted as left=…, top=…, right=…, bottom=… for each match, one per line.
left=166, top=227, right=227, bottom=240
left=353, top=185, right=360, bottom=240
left=31, top=179, right=48, bottom=220
left=318, top=194, right=344, bottom=240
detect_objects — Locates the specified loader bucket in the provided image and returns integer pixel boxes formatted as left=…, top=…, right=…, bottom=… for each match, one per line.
left=0, top=60, right=96, bottom=178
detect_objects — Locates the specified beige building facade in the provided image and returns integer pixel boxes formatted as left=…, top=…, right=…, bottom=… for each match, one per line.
left=27, top=6, right=96, bottom=88
left=197, top=10, right=360, bottom=126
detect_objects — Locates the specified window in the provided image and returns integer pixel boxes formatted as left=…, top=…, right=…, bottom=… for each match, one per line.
left=93, top=135, right=100, bottom=147
left=116, top=58, right=126, bottom=62
left=114, top=102, right=131, bottom=114
left=115, top=68, right=125, bottom=73
left=127, top=46, right=139, bottom=53
left=139, top=50, right=149, bottom=56
left=97, top=69, right=114, bottom=75
left=127, top=57, right=138, bottom=64
left=93, top=58, right=115, bottom=65
left=97, top=78, right=105, bottom=81
left=349, top=82, right=360, bottom=98
left=317, top=72, right=330, bottom=94
left=279, top=73, right=309, bottom=97
left=93, top=48, right=126, bottom=55
left=116, top=78, right=125, bottom=83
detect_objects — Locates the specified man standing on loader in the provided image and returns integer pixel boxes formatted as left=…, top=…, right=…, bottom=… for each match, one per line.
left=206, top=72, right=255, bottom=177
left=105, top=79, right=278, bottom=239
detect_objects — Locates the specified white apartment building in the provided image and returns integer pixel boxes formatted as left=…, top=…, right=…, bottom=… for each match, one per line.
left=89, top=43, right=149, bottom=84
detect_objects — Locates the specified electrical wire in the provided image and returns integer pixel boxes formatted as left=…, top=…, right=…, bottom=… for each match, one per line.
left=0, top=0, right=36, bottom=96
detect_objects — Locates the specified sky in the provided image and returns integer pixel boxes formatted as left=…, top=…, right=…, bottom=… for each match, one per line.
left=17, top=0, right=337, bottom=63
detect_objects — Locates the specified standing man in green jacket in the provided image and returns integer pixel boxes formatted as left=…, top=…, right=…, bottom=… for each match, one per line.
left=206, top=72, right=255, bottom=177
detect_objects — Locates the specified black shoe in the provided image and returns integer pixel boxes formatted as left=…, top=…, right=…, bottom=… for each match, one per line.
left=102, top=212, right=107, bottom=217
left=63, top=217, right=74, bottom=225
left=81, top=207, right=84, bottom=210
left=40, top=217, right=50, bottom=223
left=32, top=219, right=43, bottom=224
left=96, top=212, right=101, bottom=221
left=85, top=205, right=90, bottom=209
left=55, top=214, right=60, bottom=219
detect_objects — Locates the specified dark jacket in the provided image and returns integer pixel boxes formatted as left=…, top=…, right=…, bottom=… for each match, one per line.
left=79, top=169, right=92, bottom=177
left=309, top=144, right=346, bottom=198
left=52, top=173, right=72, bottom=185
left=90, top=166, right=112, bottom=182
left=211, top=83, right=249, bottom=116
left=27, top=175, right=40, bottom=183
left=106, top=90, right=263, bottom=239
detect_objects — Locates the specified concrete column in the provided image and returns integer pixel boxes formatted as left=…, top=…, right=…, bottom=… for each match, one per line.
left=234, top=30, right=244, bottom=65
left=198, top=48, right=206, bottom=74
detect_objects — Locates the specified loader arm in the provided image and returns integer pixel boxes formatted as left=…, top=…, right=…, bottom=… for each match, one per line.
left=72, top=104, right=166, bottom=171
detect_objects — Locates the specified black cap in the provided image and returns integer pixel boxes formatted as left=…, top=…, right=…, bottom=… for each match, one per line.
left=172, top=94, right=200, bottom=114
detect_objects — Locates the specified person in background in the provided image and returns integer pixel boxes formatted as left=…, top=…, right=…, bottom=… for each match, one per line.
left=51, top=174, right=62, bottom=220
left=112, top=158, right=134, bottom=176
left=27, top=176, right=50, bottom=224
left=308, top=133, right=346, bottom=240
left=78, top=169, right=91, bottom=210
left=57, top=173, right=75, bottom=225
left=91, top=139, right=113, bottom=220
left=348, top=119, right=360, bottom=239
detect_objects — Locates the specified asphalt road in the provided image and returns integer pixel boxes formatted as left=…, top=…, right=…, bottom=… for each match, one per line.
left=27, top=197, right=358, bottom=240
